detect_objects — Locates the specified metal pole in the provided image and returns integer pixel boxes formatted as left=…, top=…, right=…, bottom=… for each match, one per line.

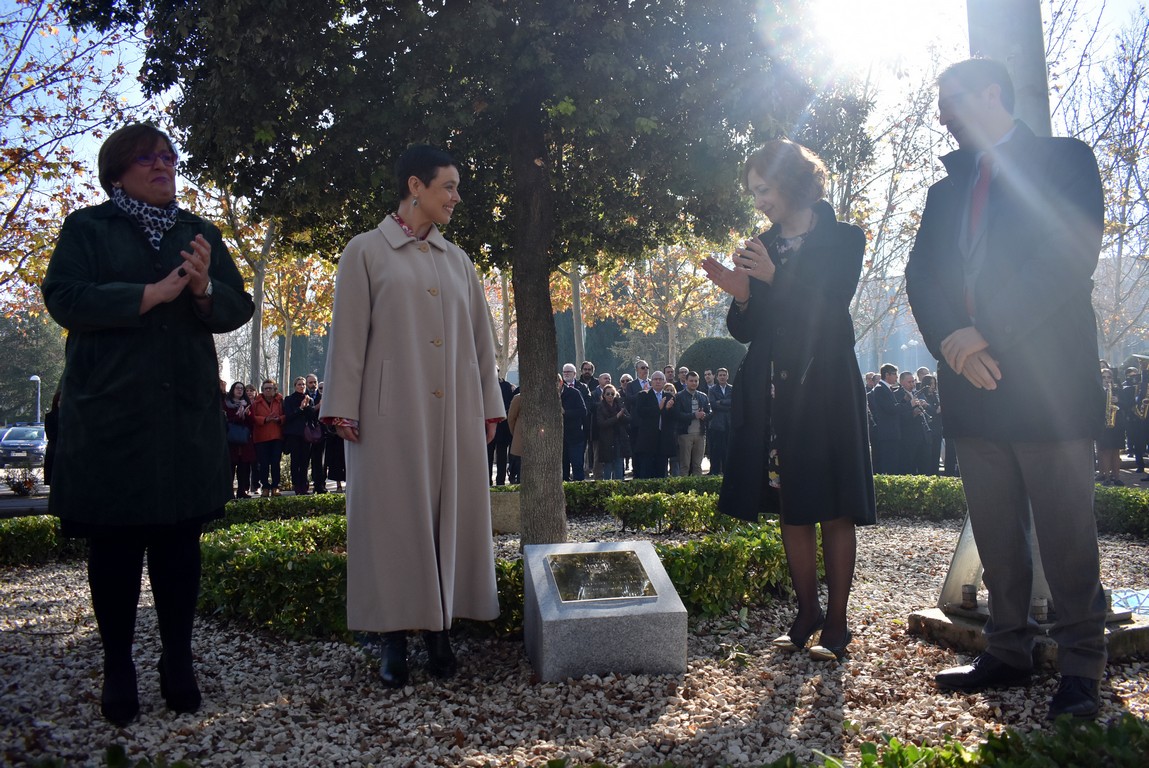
left=29, top=375, right=41, bottom=422
left=966, top=0, right=1052, bottom=136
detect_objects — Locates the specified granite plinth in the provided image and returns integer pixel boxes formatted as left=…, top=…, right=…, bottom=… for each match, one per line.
left=524, top=541, right=687, bottom=682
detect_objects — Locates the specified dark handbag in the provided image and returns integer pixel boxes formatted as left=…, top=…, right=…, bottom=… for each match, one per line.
left=303, top=422, right=324, bottom=444
left=226, top=422, right=251, bottom=445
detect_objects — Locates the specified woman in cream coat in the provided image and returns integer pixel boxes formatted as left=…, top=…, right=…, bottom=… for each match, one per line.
left=321, top=145, right=505, bottom=687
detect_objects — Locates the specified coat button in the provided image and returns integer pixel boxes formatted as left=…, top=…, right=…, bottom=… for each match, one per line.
left=161, top=324, right=169, bottom=331
left=418, top=243, right=429, bottom=253
left=153, top=262, right=164, bottom=272
left=779, top=370, right=789, bottom=380
left=428, top=288, right=439, bottom=296
left=161, top=382, right=171, bottom=391
left=431, top=338, right=443, bottom=347
left=433, top=389, right=443, bottom=398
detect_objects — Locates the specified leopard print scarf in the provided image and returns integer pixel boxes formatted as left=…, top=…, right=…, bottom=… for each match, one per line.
left=111, top=187, right=179, bottom=250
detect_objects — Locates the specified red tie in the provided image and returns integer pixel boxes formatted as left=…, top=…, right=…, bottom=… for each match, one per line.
left=968, top=154, right=993, bottom=239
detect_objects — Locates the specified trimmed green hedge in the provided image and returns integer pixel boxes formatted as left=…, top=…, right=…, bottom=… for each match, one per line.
left=0, top=515, right=86, bottom=567
left=4, top=475, right=1147, bottom=570
left=196, top=514, right=793, bottom=639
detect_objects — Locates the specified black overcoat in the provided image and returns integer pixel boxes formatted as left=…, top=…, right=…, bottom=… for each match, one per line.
left=42, top=200, right=254, bottom=527
left=719, top=200, right=876, bottom=526
left=905, top=122, right=1105, bottom=441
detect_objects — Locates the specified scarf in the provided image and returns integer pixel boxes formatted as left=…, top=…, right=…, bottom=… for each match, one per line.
left=112, top=187, right=179, bottom=250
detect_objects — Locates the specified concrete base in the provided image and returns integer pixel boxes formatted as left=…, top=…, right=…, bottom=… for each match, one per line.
left=524, top=541, right=687, bottom=682
left=908, top=607, right=1149, bottom=666
left=490, top=491, right=520, bottom=534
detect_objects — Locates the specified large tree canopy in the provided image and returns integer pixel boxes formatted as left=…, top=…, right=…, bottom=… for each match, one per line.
left=67, top=0, right=825, bottom=543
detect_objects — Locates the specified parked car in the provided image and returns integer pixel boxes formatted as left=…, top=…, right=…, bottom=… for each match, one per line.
left=0, top=424, right=47, bottom=467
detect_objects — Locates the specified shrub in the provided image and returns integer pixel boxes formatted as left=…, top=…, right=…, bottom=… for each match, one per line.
left=202, top=493, right=347, bottom=532
left=604, top=491, right=742, bottom=534
left=197, top=514, right=793, bottom=638
left=675, top=336, right=748, bottom=384
left=0, top=515, right=85, bottom=567
left=199, top=515, right=349, bottom=640
left=656, top=521, right=792, bottom=617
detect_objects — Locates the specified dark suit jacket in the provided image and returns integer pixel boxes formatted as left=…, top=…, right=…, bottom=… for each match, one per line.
left=560, top=384, right=587, bottom=440
left=906, top=122, right=1104, bottom=441
left=867, top=380, right=903, bottom=442
left=707, top=384, right=733, bottom=432
left=633, top=389, right=677, bottom=457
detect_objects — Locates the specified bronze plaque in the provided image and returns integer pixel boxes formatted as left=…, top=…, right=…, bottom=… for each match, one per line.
left=546, top=551, right=657, bottom=602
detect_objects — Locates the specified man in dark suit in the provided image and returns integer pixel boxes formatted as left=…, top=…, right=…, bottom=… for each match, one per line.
left=559, top=363, right=590, bottom=481
left=866, top=363, right=904, bottom=474
left=906, top=59, right=1107, bottom=720
left=706, top=367, right=733, bottom=475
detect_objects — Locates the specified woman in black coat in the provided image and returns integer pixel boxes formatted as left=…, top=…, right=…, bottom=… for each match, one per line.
left=703, top=139, right=876, bottom=662
left=42, top=123, right=254, bottom=725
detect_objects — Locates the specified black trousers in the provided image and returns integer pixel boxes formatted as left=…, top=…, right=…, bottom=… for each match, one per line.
left=87, top=521, right=203, bottom=672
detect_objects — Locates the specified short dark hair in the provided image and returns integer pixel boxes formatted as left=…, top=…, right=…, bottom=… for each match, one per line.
left=879, top=363, right=899, bottom=378
left=395, top=145, right=456, bottom=200
left=743, top=139, right=828, bottom=208
left=939, top=58, right=1015, bottom=114
left=97, top=123, right=176, bottom=197
left=717, top=367, right=728, bottom=375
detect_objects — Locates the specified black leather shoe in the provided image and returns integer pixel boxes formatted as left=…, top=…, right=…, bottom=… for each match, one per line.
left=1047, top=675, right=1100, bottom=720
left=158, top=653, right=202, bottom=714
left=379, top=631, right=409, bottom=688
left=423, top=630, right=458, bottom=679
left=935, top=652, right=1031, bottom=692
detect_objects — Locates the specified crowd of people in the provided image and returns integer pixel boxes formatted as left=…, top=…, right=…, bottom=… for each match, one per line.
left=221, top=375, right=346, bottom=498
left=487, top=357, right=954, bottom=487
left=485, top=361, right=736, bottom=485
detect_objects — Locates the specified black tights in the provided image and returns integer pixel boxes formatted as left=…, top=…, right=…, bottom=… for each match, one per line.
left=88, top=522, right=203, bottom=674
left=780, top=516, right=856, bottom=647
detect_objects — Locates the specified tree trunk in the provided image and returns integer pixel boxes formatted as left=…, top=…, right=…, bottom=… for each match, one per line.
left=510, top=104, right=567, bottom=546
left=248, top=220, right=274, bottom=383
left=570, top=264, right=585, bottom=365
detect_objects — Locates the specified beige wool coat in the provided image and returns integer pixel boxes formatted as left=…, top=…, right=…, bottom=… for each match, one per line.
left=321, top=216, right=505, bottom=633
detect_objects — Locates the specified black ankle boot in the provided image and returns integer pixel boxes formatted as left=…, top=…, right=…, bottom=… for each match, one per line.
left=380, top=631, right=409, bottom=688
left=158, top=652, right=201, bottom=714
left=101, top=660, right=139, bottom=727
left=423, top=630, right=457, bottom=679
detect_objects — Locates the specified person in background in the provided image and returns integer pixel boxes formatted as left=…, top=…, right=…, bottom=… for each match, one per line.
left=1096, top=367, right=1124, bottom=486
left=506, top=389, right=523, bottom=484
left=487, top=369, right=516, bottom=485
left=906, top=59, right=1107, bottom=719
left=282, top=376, right=319, bottom=495
left=674, top=371, right=710, bottom=476
left=594, top=383, right=629, bottom=480
left=244, top=383, right=261, bottom=494
left=633, top=371, right=677, bottom=479
left=320, top=145, right=504, bottom=688
left=304, top=374, right=326, bottom=492
left=560, top=363, right=590, bottom=481
left=251, top=379, right=284, bottom=497
left=224, top=381, right=256, bottom=498
left=41, top=123, right=253, bottom=725
left=703, top=138, right=876, bottom=663
left=707, top=368, right=733, bottom=475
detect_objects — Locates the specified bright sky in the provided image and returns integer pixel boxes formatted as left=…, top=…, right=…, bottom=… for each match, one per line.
left=809, top=0, right=1144, bottom=78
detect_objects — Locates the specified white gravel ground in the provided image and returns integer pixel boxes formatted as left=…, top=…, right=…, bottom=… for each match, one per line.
left=2, top=517, right=1147, bottom=767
